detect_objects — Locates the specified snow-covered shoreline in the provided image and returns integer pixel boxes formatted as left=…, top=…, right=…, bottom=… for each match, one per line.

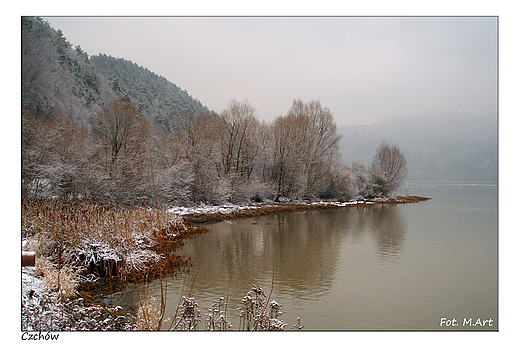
left=167, top=195, right=429, bottom=223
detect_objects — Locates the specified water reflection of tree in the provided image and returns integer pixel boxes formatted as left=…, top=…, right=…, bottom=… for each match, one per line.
left=180, top=211, right=351, bottom=300
left=368, top=205, right=407, bottom=260
left=176, top=206, right=407, bottom=302
left=266, top=210, right=343, bottom=298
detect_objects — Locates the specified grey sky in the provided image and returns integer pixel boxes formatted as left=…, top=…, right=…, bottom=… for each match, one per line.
left=43, top=16, right=497, bottom=126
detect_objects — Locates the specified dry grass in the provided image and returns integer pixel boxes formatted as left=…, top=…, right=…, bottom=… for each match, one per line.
left=34, top=257, right=80, bottom=300
left=136, top=296, right=162, bottom=331
left=22, top=199, right=206, bottom=285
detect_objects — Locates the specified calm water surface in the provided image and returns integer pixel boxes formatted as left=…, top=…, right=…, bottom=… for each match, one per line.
left=105, top=181, right=498, bottom=330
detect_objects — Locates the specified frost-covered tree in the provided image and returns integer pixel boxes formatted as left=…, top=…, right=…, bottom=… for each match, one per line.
left=91, top=99, right=150, bottom=172
left=269, top=114, right=305, bottom=200
left=25, top=17, right=403, bottom=206
left=22, top=17, right=73, bottom=118
left=210, top=99, right=264, bottom=203
left=370, top=142, right=408, bottom=196
left=91, top=54, right=211, bottom=133
left=268, top=99, right=342, bottom=200
left=217, top=99, right=260, bottom=179
left=90, top=99, right=152, bottom=203
left=22, top=17, right=111, bottom=121
left=350, top=162, right=373, bottom=198
left=21, top=110, right=104, bottom=201
left=319, top=163, right=353, bottom=200
left=162, top=112, right=231, bottom=204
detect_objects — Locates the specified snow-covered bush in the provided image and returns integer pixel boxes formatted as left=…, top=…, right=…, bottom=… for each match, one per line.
left=156, top=160, right=195, bottom=205
left=22, top=286, right=136, bottom=331
left=34, top=258, right=79, bottom=299
left=237, top=283, right=288, bottom=331
left=205, top=297, right=233, bottom=331
left=171, top=296, right=201, bottom=331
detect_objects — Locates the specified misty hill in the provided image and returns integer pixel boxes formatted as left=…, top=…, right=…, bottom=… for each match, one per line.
left=338, top=113, right=497, bottom=181
left=22, top=16, right=211, bottom=133
left=90, top=54, right=212, bottom=133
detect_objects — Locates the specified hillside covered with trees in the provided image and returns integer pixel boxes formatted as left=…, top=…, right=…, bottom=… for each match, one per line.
left=90, top=54, right=212, bottom=133
left=22, top=16, right=408, bottom=207
left=22, top=16, right=112, bottom=121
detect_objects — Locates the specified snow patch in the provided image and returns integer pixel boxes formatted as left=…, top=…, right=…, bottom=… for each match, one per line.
left=168, top=203, right=263, bottom=216
left=22, top=267, right=43, bottom=296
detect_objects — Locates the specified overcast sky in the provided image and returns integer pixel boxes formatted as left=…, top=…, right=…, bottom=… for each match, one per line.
left=42, top=16, right=497, bottom=126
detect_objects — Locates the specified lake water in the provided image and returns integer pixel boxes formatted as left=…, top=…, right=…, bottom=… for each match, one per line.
left=104, top=180, right=498, bottom=330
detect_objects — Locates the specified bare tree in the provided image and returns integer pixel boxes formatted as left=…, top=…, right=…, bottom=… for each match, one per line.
left=370, top=142, right=408, bottom=196
left=92, top=99, right=150, bottom=173
left=90, top=99, right=151, bottom=203
left=217, top=99, right=260, bottom=180
left=269, top=99, right=342, bottom=200
left=269, top=114, right=305, bottom=200
left=165, top=112, right=224, bottom=204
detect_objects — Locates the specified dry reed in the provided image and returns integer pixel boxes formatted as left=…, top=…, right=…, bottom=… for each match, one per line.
left=34, top=257, right=79, bottom=300
left=22, top=198, right=207, bottom=285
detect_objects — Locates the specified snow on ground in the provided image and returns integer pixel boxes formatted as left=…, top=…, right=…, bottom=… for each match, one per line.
left=166, top=200, right=369, bottom=216
left=167, top=203, right=264, bottom=216
left=22, top=267, right=43, bottom=296
left=310, top=200, right=367, bottom=207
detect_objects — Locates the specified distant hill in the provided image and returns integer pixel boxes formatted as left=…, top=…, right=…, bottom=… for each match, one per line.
left=91, top=54, right=213, bottom=133
left=338, top=113, right=498, bottom=181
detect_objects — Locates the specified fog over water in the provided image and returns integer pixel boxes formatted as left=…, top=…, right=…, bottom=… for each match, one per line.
left=338, top=112, right=497, bottom=181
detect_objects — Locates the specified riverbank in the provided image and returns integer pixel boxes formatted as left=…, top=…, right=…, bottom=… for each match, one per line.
left=21, top=199, right=208, bottom=331
left=170, top=195, right=430, bottom=224
left=21, top=199, right=207, bottom=285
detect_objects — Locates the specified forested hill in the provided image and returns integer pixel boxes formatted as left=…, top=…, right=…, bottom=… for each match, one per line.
left=22, top=16, right=112, bottom=120
left=21, top=16, right=212, bottom=133
left=90, top=54, right=212, bottom=133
